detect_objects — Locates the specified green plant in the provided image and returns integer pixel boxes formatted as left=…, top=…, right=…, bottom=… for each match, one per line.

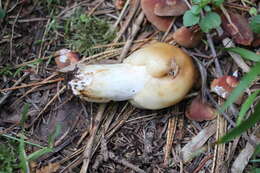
left=64, top=10, right=116, bottom=56
left=1, top=104, right=61, bottom=172
left=0, top=139, right=19, bottom=173
left=217, top=47, right=260, bottom=142
left=183, top=0, right=223, bottom=32
left=250, top=15, right=260, bottom=34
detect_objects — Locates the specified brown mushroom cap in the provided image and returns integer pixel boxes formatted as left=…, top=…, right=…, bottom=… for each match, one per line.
left=211, top=76, right=239, bottom=99
left=173, top=27, right=202, bottom=48
left=185, top=96, right=217, bottom=122
left=154, top=0, right=188, bottom=17
left=141, top=0, right=173, bottom=32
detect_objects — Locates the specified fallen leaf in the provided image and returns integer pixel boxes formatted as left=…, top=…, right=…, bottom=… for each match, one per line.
left=36, top=162, right=60, bottom=173
left=221, top=12, right=254, bottom=46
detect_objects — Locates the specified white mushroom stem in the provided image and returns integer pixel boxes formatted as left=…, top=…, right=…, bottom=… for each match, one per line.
left=69, top=42, right=196, bottom=110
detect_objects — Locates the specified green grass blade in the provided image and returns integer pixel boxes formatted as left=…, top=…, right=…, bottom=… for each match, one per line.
left=27, top=147, right=53, bottom=161
left=217, top=103, right=260, bottom=144
left=19, top=137, right=29, bottom=173
left=48, top=124, right=61, bottom=146
left=20, top=104, right=29, bottom=128
left=225, top=47, right=260, bottom=62
left=237, top=90, right=260, bottom=125
left=221, top=62, right=260, bottom=111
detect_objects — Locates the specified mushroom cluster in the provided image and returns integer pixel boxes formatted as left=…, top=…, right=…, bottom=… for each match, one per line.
left=69, top=42, right=196, bottom=110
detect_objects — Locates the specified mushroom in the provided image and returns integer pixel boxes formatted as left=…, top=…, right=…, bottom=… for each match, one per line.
left=173, top=26, right=202, bottom=48
left=69, top=42, right=196, bottom=110
left=141, top=0, right=173, bottom=32
left=54, top=49, right=80, bottom=69
left=211, top=75, right=239, bottom=99
left=185, top=95, right=217, bottom=122
left=154, top=0, right=188, bottom=17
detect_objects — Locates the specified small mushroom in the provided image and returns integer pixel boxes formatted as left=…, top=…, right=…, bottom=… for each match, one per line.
left=54, top=49, right=80, bottom=69
left=185, top=95, right=217, bottom=122
left=69, top=42, right=196, bottom=110
left=154, top=0, right=188, bottom=17
left=173, top=26, right=202, bottom=48
left=141, top=0, right=173, bottom=32
left=211, top=75, right=239, bottom=99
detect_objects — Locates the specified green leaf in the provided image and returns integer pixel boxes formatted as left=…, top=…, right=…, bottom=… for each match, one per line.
left=217, top=103, right=260, bottom=144
left=199, top=12, right=221, bottom=32
left=19, top=137, right=29, bottom=173
left=204, top=5, right=211, bottom=12
left=249, top=7, right=258, bottom=16
left=20, top=104, right=29, bottom=128
left=47, top=124, right=61, bottom=146
left=237, top=90, right=260, bottom=125
left=250, top=15, right=260, bottom=33
left=226, top=47, right=260, bottom=62
left=191, top=5, right=201, bottom=15
left=183, top=10, right=200, bottom=27
left=250, top=168, right=260, bottom=173
left=27, top=147, right=53, bottom=161
left=0, top=8, right=6, bottom=19
left=221, top=62, right=260, bottom=111
left=212, top=0, right=224, bottom=6
left=252, top=144, right=260, bottom=158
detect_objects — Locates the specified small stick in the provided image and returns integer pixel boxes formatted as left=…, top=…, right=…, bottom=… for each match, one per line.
left=113, top=0, right=140, bottom=43
left=113, top=0, right=131, bottom=29
left=119, top=11, right=144, bottom=62
left=80, top=104, right=106, bottom=173
left=193, top=154, right=214, bottom=173
left=0, top=77, right=64, bottom=92
left=29, top=85, right=66, bottom=127
left=108, top=151, right=146, bottom=173
left=164, top=116, right=177, bottom=166
left=87, top=0, right=104, bottom=17
left=0, top=72, right=29, bottom=107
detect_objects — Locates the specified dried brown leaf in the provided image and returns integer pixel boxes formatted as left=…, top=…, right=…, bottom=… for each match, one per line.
left=221, top=12, right=254, bottom=46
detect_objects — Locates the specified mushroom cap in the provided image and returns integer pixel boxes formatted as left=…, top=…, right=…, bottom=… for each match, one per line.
left=154, top=0, right=188, bottom=17
left=124, top=42, right=196, bottom=109
left=141, top=0, right=173, bottom=31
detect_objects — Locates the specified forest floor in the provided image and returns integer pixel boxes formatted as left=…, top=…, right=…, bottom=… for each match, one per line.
left=0, top=0, right=260, bottom=173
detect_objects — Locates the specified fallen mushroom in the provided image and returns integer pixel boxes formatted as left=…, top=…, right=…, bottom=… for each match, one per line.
left=211, top=75, right=239, bottom=99
left=69, top=42, right=196, bottom=110
left=185, top=95, right=217, bottom=122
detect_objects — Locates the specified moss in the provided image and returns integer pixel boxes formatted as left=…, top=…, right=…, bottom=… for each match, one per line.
left=64, top=10, right=116, bottom=56
left=0, top=138, right=19, bottom=173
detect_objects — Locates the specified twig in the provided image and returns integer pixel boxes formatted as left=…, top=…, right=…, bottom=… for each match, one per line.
left=10, top=7, right=21, bottom=60
left=113, top=0, right=140, bottom=43
left=10, top=73, right=58, bottom=107
left=29, top=85, right=66, bottom=127
left=206, top=33, right=223, bottom=77
left=80, top=104, right=106, bottom=173
left=164, top=116, right=177, bottom=166
left=87, top=0, right=104, bottom=16
left=0, top=77, right=64, bottom=92
left=119, top=11, right=144, bottom=62
left=0, top=72, right=29, bottom=108
left=193, top=154, right=214, bottom=173
left=113, top=0, right=131, bottom=29
left=108, top=151, right=146, bottom=173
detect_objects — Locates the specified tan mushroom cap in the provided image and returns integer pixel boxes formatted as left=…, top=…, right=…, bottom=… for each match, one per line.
left=124, top=42, right=197, bottom=109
